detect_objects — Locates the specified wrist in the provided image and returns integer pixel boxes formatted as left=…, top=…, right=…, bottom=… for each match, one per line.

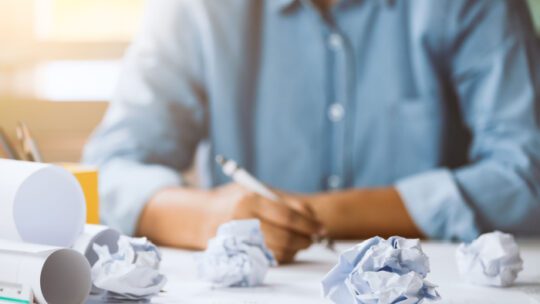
left=201, top=188, right=228, bottom=240
left=137, top=187, right=221, bottom=249
left=180, top=187, right=224, bottom=246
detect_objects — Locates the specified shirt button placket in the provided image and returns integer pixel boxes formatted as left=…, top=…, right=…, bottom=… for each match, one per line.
left=328, top=103, right=345, bottom=122
left=327, top=175, right=342, bottom=190
left=326, top=31, right=346, bottom=190
left=328, top=32, right=344, bottom=51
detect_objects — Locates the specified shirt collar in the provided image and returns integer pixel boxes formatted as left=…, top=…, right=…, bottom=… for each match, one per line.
left=269, top=0, right=396, bottom=14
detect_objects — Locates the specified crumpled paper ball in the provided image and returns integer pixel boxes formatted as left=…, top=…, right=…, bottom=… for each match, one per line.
left=456, top=231, right=523, bottom=287
left=197, top=219, right=276, bottom=287
left=322, top=236, right=440, bottom=304
left=91, top=236, right=167, bottom=301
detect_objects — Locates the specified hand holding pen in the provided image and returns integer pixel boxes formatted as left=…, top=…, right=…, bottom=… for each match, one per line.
left=216, top=155, right=335, bottom=253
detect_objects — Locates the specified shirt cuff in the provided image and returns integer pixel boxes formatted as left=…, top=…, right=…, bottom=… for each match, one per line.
left=98, top=159, right=183, bottom=236
left=395, top=169, right=480, bottom=241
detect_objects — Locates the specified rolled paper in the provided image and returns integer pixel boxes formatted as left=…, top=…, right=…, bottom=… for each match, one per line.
left=72, top=224, right=121, bottom=295
left=72, top=224, right=121, bottom=267
left=0, top=239, right=92, bottom=304
left=0, top=159, right=86, bottom=247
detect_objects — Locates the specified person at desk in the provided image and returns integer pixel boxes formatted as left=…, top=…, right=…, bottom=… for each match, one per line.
left=84, top=0, right=540, bottom=263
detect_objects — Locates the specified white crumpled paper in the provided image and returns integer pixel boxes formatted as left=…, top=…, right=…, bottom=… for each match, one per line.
left=456, top=231, right=523, bottom=287
left=91, top=236, right=167, bottom=302
left=197, top=219, right=276, bottom=287
left=322, top=236, right=440, bottom=304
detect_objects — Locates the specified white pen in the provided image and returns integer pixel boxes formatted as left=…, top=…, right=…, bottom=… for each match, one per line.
left=215, top=155, right=335, bottom=251
left=215, top=155, right=279, bottom=202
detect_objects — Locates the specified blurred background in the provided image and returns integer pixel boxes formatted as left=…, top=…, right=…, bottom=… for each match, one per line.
left=0, top=0, right=539, bottom=162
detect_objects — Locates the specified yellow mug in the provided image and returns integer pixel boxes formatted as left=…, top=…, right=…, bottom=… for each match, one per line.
left=58, top=163, right=100, bottom=224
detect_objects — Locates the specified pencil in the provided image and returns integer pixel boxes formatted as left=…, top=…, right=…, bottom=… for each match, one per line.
left=17, top=122, right=43, bottom=162
left=0, top=127, right=19, bottom=159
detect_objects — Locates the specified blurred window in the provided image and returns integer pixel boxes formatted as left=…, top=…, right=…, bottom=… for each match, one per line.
left=35, top=0, right=144, bottom=42
left=35, top=60, right=121, bottom=101
left=0, top=0, right=144, bottom=101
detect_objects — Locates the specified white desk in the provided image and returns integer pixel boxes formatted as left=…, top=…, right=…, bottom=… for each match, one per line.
left=152, top=241, right=540, bottom=304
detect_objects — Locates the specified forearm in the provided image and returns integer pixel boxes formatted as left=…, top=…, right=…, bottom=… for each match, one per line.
left=307, top=187, right=423, bottom=239
left=135, top=184, right=322, bottom=263
left=136, top=187, right=220, bottom=250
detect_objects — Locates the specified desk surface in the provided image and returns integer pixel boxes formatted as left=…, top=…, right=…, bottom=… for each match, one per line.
left=152, top=241, right=540, bottom=304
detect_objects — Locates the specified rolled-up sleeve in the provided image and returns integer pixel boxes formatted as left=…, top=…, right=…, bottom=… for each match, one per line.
left=83, top=0, right=207, bottom=235
left=396, top=170, right=480, bottom=241
left=397, top=0, right=540, bottom=241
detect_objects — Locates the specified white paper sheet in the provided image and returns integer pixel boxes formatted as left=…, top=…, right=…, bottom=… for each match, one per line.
left=0, top=159, right=86, bottom=247
left=0, top=239, right=92, bottom=304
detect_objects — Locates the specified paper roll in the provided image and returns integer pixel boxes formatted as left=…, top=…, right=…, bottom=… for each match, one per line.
left=0, top=159, right=86, bottom=247
left=0, top=240, right=92, bottom=304
left=73, top=224, right=121, bottom=267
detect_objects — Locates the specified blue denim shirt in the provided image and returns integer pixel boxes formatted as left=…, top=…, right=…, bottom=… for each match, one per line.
left=84, top=0, right=540, bottom=240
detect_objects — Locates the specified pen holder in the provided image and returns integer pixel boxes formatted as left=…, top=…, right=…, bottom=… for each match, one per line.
left=58, top=163, right=100, bottom=224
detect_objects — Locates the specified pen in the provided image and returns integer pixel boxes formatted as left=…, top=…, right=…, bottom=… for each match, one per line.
left=216, top=155, right=279, bottom=201
left=215, top=155, right=335, bottom=251
left=0, top=127, right=19, bottom=159
left=16, top=122, right=43, bottom=162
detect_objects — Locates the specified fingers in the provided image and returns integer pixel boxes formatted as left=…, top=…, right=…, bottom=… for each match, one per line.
left=253, top=197, right=322, bottom=236
left=281, top=196, right=318, bottom=220
left=231, top=197, right=312, bottom=263
left=223, top=185, right=322, bottom=263
left=271, top=249, right=297, bottom=264
left=260, top=221, right=312, bottom=252
left=262, top=221, right=305, bottom=264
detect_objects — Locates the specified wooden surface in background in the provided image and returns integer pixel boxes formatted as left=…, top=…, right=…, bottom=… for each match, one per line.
left=0, top=100, right=199, bottom=185
left=0, top=101, right=108, bottom=162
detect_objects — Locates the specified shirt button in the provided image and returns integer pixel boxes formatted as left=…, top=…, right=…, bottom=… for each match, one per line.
left=327, top=175, right=342, bottom=189
left=328, top=103, right=345, bottom=122
left=328, top=33, right=343, bottom=50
